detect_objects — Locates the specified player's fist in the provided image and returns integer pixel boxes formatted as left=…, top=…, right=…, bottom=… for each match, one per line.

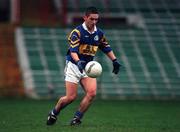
left=112, top=59, right=121, bottom=74
left=77, top=60, right=86, bottom=73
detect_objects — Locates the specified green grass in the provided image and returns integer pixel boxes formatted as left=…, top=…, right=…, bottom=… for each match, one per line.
left=0, top=98, right=180, bottom=132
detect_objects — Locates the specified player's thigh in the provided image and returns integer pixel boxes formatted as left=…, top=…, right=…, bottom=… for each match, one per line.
left=80, top=77, right=97, bottom=95
left=65, top=81, right=78, bottom=99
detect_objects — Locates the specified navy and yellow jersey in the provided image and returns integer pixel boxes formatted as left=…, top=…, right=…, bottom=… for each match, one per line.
left=66, top=23, right=112, bottom=64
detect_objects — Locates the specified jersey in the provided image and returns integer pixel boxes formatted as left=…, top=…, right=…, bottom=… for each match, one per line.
left=66, top=23, right=112, bottom=64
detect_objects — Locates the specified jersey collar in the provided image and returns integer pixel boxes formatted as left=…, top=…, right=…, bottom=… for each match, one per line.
left=82, top=22, right=97, bottom=34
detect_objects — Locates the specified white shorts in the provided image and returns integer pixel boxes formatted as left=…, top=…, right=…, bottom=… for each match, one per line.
left=64, top=61, right=88, bottom=84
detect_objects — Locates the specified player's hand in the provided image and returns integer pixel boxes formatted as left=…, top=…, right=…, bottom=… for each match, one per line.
left=77, top=60, right=86, bottom=73
left=112, top=59, right=121, bottom=74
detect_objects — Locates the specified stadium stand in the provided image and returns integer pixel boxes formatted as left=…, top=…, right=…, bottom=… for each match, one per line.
left=16, top=0, right=180, bottom=99
left=0, top=25, right=24, bottom=96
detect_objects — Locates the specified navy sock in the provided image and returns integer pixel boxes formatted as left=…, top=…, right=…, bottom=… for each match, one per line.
left=51, top=101, right=71, bottom=116
left=74, top=111, right=84, bottom=119
left=51, top=108, right=59, bottom=116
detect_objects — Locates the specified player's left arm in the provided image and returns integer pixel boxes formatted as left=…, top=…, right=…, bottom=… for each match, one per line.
left=106, top=50, right=116, bottom=61
left=106, top=51, right=122, bottom=74
left=99, top=34, right=122, bottom=74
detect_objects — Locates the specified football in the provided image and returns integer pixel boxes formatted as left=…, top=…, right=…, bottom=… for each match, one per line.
left=85, top=61, right=102, bottom=78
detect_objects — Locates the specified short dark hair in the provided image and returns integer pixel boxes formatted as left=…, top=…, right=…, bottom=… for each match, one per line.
left=85, top=6, right=99, bottom=16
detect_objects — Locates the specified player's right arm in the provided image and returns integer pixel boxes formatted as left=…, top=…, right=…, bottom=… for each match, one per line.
left=68, top=29, right=86, bottom=72
left=70, top=52, right=85, bottom=73
left=68, top=29, right=81, bottom=55
left=70, top=52, right=80, bottom=62
left=68, top=29, right=82, bottom=62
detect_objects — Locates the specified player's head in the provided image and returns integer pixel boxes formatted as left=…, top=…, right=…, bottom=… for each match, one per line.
left=85, top=6, right=99, bottom=16
left=83, top=6, right=99, bottom=30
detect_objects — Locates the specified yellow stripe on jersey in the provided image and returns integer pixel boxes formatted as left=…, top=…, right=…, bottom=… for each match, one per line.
left=79, top=44, right=98, bottom=56
left=69, top=39, right=80, bottom=45
left=68, top=29, right=81, bottom=40
left=68, top=29, right=81, bottom=48
left=68, top=39, right=80, bottom=48
left=70, top=43, right=79, bottom=48
left=100, top=35, right=110, bottom=47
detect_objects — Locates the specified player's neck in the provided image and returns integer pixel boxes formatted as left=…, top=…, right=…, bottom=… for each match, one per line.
left=83, top=22, right=96, bottom=34
left=87, top=27, right=94, bottom=33
left=86, top=24, right=94, bottom=33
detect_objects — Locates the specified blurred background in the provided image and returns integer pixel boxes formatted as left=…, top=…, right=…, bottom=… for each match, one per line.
left=0, top=0, right=180, bottom=100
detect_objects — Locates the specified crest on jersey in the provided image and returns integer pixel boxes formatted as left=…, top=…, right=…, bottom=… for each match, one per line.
left=94, top=35, right=99, bottom=41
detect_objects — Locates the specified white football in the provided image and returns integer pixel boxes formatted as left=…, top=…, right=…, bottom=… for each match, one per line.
left=85, top=61, right=102, bottom=78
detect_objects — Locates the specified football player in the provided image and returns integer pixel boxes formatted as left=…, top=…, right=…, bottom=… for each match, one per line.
left=47, top=6, right=121, bottom=126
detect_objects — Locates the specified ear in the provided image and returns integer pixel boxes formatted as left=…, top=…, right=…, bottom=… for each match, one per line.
left=83, top=15, right=87, bottom=21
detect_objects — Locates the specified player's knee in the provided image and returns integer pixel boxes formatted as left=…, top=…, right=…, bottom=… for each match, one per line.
left=88, top=90, right=96, bottom=98
left=67, top=95, right=77, bottom=102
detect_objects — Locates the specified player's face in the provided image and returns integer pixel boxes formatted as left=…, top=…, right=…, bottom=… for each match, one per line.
left=84, top=14, right=99, bottom=31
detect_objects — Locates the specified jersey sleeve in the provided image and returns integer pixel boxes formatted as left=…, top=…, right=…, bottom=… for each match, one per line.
left=68, top=29, right=81, bottom=53
left=99, top=34, right=112, bottom=53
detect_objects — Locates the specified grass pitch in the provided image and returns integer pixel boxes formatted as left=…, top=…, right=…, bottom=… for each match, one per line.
left=0, top=98, right=180, bottom=132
